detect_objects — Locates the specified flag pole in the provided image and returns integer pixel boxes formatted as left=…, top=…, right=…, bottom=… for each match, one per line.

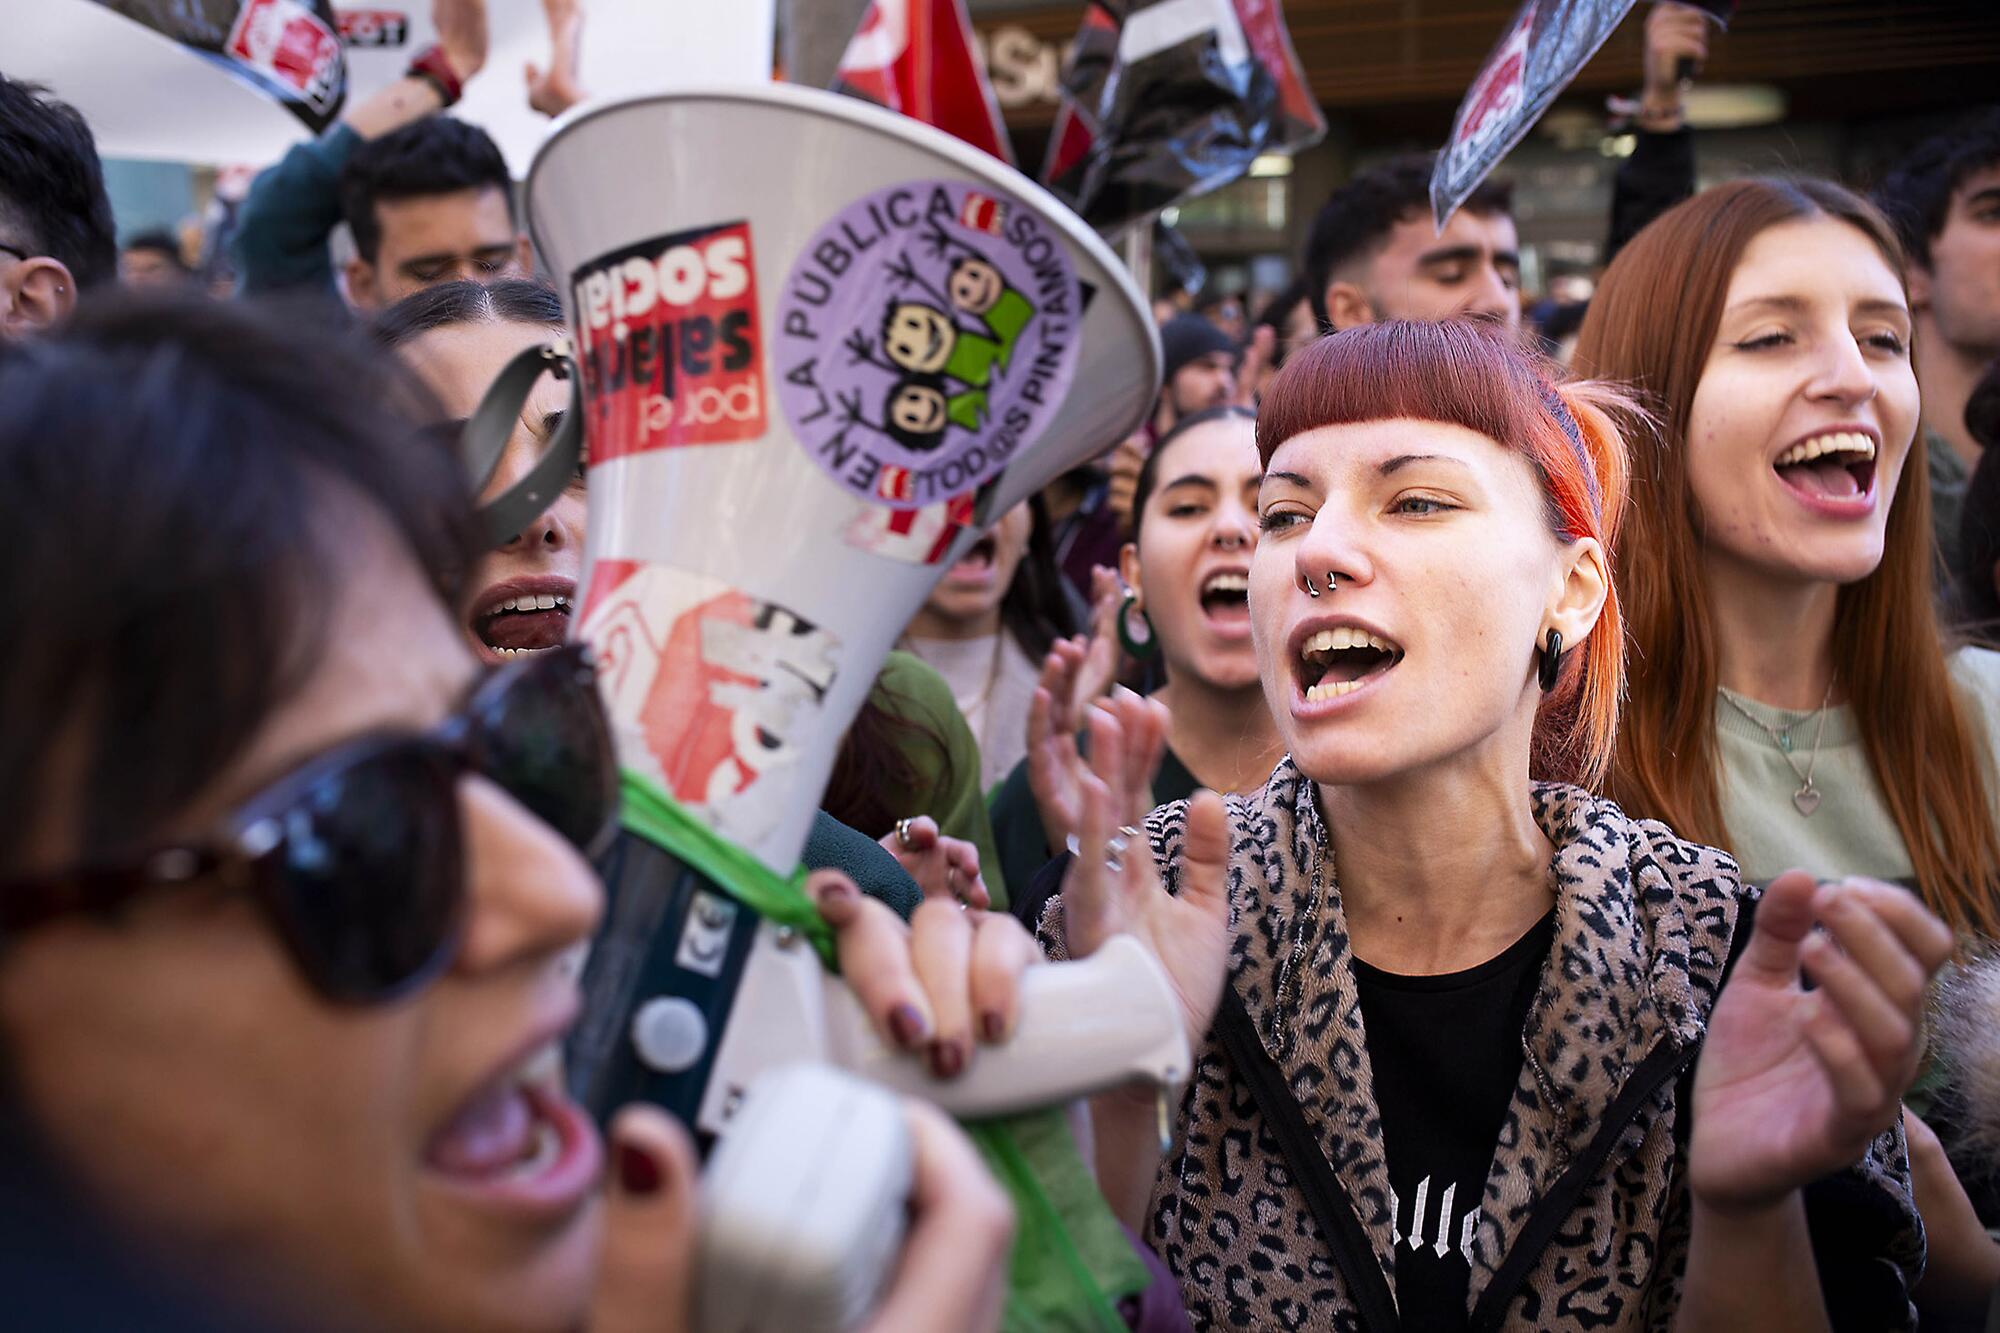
left=1123, top=214, right=1154, bottom=306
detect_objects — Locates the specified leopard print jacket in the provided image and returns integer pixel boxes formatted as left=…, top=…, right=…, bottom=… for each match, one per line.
left=1044, top=757, right=1921, bottom=1331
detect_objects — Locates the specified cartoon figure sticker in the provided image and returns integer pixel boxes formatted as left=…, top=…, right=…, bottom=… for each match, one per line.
left=774, top=181, right=1082, bottom=509
left=578, top=561, right=839, bottom=847
left=571, top=220, right=766, bottom=464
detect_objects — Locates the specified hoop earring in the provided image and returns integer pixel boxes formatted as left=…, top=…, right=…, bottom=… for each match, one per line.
left=1117, top=593, right=1158, bottom=659
left=1538, top=628, right=1566, bottom=693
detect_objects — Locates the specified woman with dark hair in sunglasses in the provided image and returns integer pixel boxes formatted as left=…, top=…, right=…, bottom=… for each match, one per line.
left=0, top=292, right=1018, bottom=1332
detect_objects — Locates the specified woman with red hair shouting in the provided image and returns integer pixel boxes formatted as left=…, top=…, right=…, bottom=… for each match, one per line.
left=1039, top=319, right=1950, bottom=1331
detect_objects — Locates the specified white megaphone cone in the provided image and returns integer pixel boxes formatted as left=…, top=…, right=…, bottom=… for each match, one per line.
left=521, top=87, right=1181, bottom=1141
left=528, top=84, right=1160, bottom=874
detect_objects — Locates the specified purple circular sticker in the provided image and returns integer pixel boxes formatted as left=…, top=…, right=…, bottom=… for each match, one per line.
left=773, top=180, right=1083, bottom=508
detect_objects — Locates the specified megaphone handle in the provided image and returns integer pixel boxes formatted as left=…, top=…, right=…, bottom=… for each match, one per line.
left=821, top=934, right=1191, bottom=1118
left=460, top=340, right=585, bottom=548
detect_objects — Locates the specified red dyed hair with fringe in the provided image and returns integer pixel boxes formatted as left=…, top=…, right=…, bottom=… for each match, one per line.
left=1255, top=320, right=1632, bottom=789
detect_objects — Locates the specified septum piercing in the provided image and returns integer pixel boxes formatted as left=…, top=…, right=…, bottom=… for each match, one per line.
left=1303, top=571, right=1337, bottom=597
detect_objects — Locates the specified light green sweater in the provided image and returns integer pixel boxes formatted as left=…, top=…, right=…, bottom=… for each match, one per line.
left=1716, top=647, right=2000, bottom=884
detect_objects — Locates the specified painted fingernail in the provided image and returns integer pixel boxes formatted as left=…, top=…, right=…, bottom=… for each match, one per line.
left=617, top=1141, right=662, bottom=1197
left=981, top=1011, right=1007, bottom=1043
left=814, top=877, right=853, bottom=909
left=930, top=1037, right=966, bottom=1078
left=889, top=1003, right=929, bottom=1048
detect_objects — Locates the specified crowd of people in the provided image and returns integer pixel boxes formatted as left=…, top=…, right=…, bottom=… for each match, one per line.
left=4, top=1, right=2000, bottom=1329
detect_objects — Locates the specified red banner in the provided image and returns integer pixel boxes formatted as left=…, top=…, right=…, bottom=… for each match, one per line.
left=835, top=0, right=1014, bottom=166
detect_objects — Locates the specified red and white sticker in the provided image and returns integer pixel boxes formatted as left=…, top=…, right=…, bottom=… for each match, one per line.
left=845, top=491, right=978, bottom=565
left=226, top=0, right=344, bottom=114
left=578, top=562, right=838, bottom=845
left=571, top=220, right=766, bottom=462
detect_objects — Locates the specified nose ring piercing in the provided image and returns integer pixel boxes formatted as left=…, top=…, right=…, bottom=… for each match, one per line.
left=1304, top=575, right=1320, bottom=598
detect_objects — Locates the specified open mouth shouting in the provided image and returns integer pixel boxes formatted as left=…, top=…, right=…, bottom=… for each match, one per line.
left=470, top=576, right=576, bottom=664
left=943, top=533, right=1000, bottom=588
left=1292, top=619, right=1405, bottom=710
left=1197, top=568, right=1251, bottom=636
left=1772, top=428, right=1879, bottom=516
left=424, top=1015, right=602, bottom=1222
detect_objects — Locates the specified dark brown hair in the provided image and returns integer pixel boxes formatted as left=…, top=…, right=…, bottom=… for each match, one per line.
left=0, top=291, right=482, bottom=866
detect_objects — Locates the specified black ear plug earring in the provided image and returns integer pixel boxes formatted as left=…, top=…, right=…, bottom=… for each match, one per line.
left=1538, top=628, right=1566, bottom=693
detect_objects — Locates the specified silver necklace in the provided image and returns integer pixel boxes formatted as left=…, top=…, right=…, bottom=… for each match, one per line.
left=1717, top=679, right=1836, bottom=817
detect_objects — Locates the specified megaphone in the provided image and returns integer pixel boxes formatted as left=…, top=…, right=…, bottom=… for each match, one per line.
left=516, top=84, right=1170, bottom=1138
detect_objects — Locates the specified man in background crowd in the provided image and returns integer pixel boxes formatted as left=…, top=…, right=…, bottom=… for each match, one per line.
left=0, top=73, right=114, bottom=339
left=1156, top=312, right=1240, bottom=427
left=1876, top=109, right=2000, bottom=571
left=232, top=0, right=579, bottom=311
left=119, top=229, right=193, bottom=289
left=1302, top=152, right=1521, bottom=338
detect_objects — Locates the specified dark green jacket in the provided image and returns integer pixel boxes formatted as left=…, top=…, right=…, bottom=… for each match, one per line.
left=231, top=124, right=360, bottom=298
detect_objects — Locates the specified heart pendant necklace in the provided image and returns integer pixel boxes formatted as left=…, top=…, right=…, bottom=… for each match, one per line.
left=1719, top=679, right=1835, bottom=818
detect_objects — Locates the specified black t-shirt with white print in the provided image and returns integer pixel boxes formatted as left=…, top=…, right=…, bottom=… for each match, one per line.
left=1352, top=908, right=1557, bottom=1331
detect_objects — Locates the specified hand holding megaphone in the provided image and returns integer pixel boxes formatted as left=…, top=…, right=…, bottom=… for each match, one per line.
left=588, top=1075, right=1012, bottom=1333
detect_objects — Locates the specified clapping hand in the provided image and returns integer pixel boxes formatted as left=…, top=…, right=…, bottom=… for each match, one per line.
left=1688, top=871, right=1954, bottom=1215
left=1023, top=593, right=1124, bottom=861
left=1059, top=693, right=1231, bottom=1050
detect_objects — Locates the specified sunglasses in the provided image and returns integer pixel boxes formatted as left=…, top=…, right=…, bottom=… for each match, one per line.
left=0, top=643, right=619, bottom=1004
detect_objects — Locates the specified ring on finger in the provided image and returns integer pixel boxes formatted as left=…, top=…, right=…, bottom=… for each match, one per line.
left=895, top=817, right=916, bottom=850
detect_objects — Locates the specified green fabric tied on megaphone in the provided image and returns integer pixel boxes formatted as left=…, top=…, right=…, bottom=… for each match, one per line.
left=618, top=773, right=1149, bottom=1332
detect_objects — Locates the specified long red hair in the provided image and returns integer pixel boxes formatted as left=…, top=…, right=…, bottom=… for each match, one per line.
left=1257, top=320, right=1632, bottom=789
left=1574, top=178, right=2000, bottom=938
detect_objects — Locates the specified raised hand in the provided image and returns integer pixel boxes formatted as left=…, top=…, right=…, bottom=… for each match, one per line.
left=432, top=0, right=490, bottom=84
left=1077, top=565, right=1125, bottom=704
left=881, top=815, right=992, bottom=910
left=1025, top=636, right=1119, bottom=858
left=1061, top=695, right=1231, bottom=1048
left=1641, top=1, right=1712, bottom=122
left=1688, top=871, right=1954, bottom=1215
left=525, top=0, right=586, bottom=117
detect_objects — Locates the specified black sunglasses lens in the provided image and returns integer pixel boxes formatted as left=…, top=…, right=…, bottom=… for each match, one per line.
left=269, top=745, right=462, bottom=1002
left=474, top=650, right=619, bottom=856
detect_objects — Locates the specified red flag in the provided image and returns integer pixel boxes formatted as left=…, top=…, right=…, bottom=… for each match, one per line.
left=835, top=0, right=1014, bottom=166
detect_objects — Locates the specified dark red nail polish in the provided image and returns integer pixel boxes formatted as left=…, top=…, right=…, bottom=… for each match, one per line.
left=981, top=1011, right=1006, bottom=1043
left=617, top=1141, right=661, bottom=1196
left=889, top=1003, right=928, bottom=1047
left=930, top=1038, right=965, bottom=1079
